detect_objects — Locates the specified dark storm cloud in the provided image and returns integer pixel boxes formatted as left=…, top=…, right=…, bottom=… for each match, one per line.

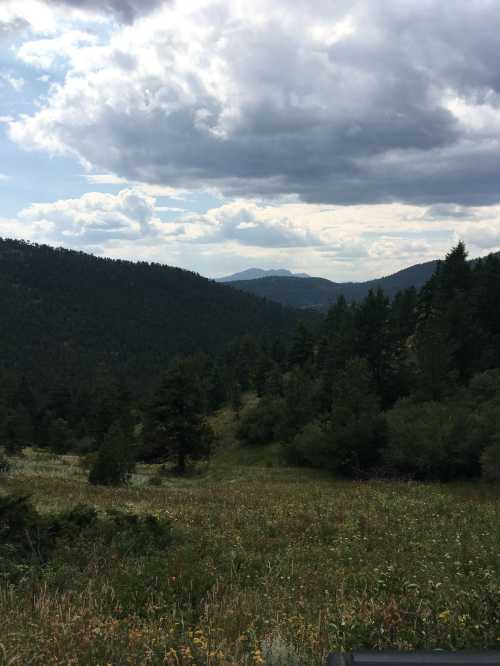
left=12, top=0, right=500, bottom=206
left=45, top=0, right=167, bottom=23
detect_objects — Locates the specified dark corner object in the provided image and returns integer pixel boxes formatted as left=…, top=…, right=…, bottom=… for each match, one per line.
left=327, top=652, right=500, bottom=666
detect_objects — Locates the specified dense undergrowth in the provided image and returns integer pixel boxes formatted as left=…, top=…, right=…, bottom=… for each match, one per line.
left=0, top=447, right=499, bottom=665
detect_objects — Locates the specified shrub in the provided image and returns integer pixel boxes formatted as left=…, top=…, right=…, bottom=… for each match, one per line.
left=284, top=419, right=328, bottom=467
left=89, top=422, right=135, bottom=486
left=0, top=454, right=11, bottom=475
left=384, top=400, right=450, bottom=479
left=48, top=418, right=73, bottom=454
left=0, top=494, right=173, bottom=580
left=237, top=396, right=287, bottom=446
left=467, top=369, right=500, bottom=404
left=3, top=408, right=32, bottom=455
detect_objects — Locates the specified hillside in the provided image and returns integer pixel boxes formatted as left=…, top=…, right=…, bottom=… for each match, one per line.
left=229, top=260, right=440, bottom=308
left=0, top=238, right=314, bottom=388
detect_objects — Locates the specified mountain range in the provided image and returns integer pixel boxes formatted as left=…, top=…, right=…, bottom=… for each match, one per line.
left=226, top=260, right=440, bottom=309
left=216, top=268, right=310, bottom=282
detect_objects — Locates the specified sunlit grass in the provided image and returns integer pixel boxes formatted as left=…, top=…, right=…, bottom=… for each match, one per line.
left=1, top=445, right=499, bottom=665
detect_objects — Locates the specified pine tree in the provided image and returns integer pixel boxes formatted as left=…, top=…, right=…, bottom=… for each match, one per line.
left=230, top=381, right=243, bottom=417
left=143, top=361, right=213, bottom=473
left=253, top=354, right=273, bottom=397
left=326, top=357, right=384, bottom=475
left=48, top=417, right=73, bottom=454
left=88, top=421, right=135, bottom=486
left=4, top=407, right=33, bottom=455
left=288, top=323, right=314, bottom=368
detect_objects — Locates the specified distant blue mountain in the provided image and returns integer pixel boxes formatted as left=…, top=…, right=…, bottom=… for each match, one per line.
left=219, top=251, right=500, bottom=309
left=216, top=267, right=310, bottom=282
left=226, top=260, right=440, bottom=309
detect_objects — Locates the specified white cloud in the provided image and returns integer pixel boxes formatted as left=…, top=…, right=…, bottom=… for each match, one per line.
left=15, top=188, right=163, bottom=244
left=460, top=223, right=500, bottom=252
left=185, top=201, right=326, bottom=248
left=4, top=187, right=500, bottom=279
left=17, top=30, right=98, bottom=69
left=12, top=0, right=500, bottom=207
left=0, top=1, right=66, bottom=35
left=0, top=73, right=25, bottom=91
left=84, top=174, right=130, bottom=186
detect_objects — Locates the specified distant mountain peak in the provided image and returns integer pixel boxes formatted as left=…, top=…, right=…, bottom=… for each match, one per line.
left=216, top=267, right=310, bottom=283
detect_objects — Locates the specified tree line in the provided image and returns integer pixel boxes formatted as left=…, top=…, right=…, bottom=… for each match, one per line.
left=1, top=242, right=500, bottom=483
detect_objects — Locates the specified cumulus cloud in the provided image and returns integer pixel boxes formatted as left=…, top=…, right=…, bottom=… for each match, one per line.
left=45, top=0, right=167, bottom=24
left=424, top=205, right=477, bottom=220
left=4, top=186, right=500, bottom=280
left=0, top=17, right=30, bottom=40
left=14, top=189, right=163, bottom=245
left=17, top=30, right=98, bottom=69
left=186, top=202, right=325, bottom=248
left=0, top=73, right=25, bottom=91
left=0, top=1, right=63, bottom=35
left=9, top=0, right=500, bottom=206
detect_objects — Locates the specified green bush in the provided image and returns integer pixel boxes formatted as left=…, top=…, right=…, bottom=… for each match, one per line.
left=89, top=422, right=135, bottom=486
left=237, top=396, right=287, bottom=446
left=384, top=400, right=453, bottom=479
left=0, top=454, right=11, bottom=475
left=382, top=398, right=484, bottom=480
left=284, top=419, right=328, bottom=467
left=0, top=495, right=50, bottom=567
left=0, top=494, right=174, bottom=582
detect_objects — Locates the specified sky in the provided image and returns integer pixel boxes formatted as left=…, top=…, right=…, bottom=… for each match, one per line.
left=1, top=0, right=500, bottom=280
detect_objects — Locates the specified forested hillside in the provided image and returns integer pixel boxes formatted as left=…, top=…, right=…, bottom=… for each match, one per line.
left=0, top=238, right=314, bottom=388
left=229, top=259, right=441, bottom=308
left=2, top=240, right=500, bottom=484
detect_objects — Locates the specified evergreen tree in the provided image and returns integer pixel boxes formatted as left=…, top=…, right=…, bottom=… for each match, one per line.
left=88, top=422, right=135, bottom=486
left=264, top=364, right=283, bottom=397
left=143, top=361, right=213, bottom=473
left=282, top=368, right=317, bottom=438
left=355, top=288, right=395, bottom=404
left=48, top=417, right=73, bottom=454
left=206, top=363, right=227, bottom=412
left=415, top=310, right=454, bottom=400
left=438, top=241, right=471, bottom=297
left=253, top=353, right=273, bottom=397
left=324, top=295, right=356, bottom=370
left=326, top=357, right=384, bottom=475
left=230, top=381, right=243, bottom=417
left=288, top=322, right=314, bottom=368
left=3, top=407, right=33, bottom=455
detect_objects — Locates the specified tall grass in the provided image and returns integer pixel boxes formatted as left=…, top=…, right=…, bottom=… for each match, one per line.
left=1, top=450, right=499, bottom=665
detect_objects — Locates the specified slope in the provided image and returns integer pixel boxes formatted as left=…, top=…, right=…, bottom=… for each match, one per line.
left=229, top=260, right=440, bottom=308
left=0, top=238, right=314, bottom=388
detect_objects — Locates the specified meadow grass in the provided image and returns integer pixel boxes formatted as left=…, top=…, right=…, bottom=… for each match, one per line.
left=0, top=445, right=499, bottom=665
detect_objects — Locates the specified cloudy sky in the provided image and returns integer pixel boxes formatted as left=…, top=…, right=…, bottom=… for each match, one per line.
left=1, top=0, right=500, bottom=280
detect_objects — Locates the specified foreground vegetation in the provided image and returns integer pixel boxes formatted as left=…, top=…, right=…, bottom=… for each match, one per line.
left=1, top=449, right=499, bottom=665
left=1, top=242, right=500, bottom=664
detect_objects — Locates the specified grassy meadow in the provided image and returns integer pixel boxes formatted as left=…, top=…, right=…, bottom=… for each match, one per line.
left=1, top=407, right=499, bottom=665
